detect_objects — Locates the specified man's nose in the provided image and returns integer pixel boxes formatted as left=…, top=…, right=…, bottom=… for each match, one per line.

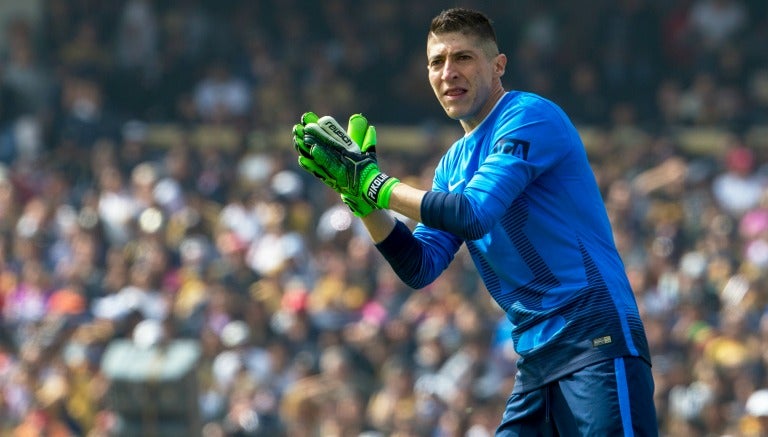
left=441, top=60, right=459, bottom=80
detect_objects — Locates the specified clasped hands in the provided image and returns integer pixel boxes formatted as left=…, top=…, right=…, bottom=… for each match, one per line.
left=292, top=112, right=399, bottom=217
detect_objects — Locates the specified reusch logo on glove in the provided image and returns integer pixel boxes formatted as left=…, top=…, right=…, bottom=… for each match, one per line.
left=367, top=173, right=391, bottom=201
left=323, top=120, right=354, bottom=149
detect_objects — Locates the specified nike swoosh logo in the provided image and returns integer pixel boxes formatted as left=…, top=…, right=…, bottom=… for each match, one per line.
left=448, top=178, right=465, bottom=192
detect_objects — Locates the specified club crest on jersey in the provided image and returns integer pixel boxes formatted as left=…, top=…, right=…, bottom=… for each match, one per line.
left=492, top=138, right=530, bottom=160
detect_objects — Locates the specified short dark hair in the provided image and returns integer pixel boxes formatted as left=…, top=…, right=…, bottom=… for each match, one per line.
left=429, top=8, right=498, bottom=47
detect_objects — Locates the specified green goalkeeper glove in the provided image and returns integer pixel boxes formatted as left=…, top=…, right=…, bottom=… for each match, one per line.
left=293, top=112, right=380, bottom=217
left=293, top=112, right=336, bottom=188
left=303, top=114, right=400, bottom=209
left=339, top=114, right=378, bottom=217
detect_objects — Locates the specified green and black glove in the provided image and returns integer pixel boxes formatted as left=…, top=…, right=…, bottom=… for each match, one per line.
left=292, top=112, right=399, bottom=217
left=338, top=114, right=379, bottom=217
left=293, top=112, right=335, bottom=187
left=303, top=114, right=399, bottom=209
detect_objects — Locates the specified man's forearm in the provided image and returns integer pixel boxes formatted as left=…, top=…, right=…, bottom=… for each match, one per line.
left=360, top=210, right=397, bottom=243
left=387, top=183, right=426, bottom=222
left=361, top=183, right=426, bottom=243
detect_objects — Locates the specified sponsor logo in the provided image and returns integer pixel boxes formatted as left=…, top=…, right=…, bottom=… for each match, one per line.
left=367, top=173, right=390, bottom=200
left=324, top=120, right=353, bottom=148
left=448, top=178, right=465, bottom=192
left=592, top=335, right=612, bottom=347
left=492, top=138, right=530, bottom=160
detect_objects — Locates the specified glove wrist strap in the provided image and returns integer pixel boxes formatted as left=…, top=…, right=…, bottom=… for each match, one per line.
left=366, top=173, right=400, bottom=209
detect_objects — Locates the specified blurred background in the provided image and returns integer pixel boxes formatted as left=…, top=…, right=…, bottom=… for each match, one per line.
left=0, top=0, right=767, bottom=436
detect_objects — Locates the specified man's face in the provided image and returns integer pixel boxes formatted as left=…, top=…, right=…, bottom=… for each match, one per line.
left=427, top=31, right=505, bottom=129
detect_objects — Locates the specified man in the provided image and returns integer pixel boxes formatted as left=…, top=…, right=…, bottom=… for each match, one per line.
left=293, top=7, right=657, bottom=436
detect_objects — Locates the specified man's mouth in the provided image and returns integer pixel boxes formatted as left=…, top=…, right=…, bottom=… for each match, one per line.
left=445, top=88, right=466, bottom=97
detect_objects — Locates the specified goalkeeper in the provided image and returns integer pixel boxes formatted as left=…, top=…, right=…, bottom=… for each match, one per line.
left=293, top=7, right=657, bottom=437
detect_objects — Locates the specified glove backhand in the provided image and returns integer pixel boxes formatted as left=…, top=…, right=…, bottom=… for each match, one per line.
left=340, top=114, right=378, bottom=217
left=292, top=112, right=398, bottom=213
left=304, top=118, right=399, bottom=209
left=293, top=112, right=338, bottom=189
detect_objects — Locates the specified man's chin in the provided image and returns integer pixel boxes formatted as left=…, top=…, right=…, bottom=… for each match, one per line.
left=442, top=106, right=467, bottom=120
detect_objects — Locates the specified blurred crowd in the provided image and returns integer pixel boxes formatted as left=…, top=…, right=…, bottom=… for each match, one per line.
left=1, top=0, right=768, bottom=436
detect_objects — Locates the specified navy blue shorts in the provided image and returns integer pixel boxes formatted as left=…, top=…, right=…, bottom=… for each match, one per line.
left=496, top=356, right=658, bottom=436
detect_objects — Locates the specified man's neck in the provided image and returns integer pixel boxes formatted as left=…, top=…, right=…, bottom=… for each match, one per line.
left=460, top=86, right=507, bottom=134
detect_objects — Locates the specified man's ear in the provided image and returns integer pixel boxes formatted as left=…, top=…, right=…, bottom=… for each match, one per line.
left=495, top=53, right=507, bottom=77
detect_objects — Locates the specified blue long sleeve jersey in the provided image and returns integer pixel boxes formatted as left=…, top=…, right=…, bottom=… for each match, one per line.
left=376, top=91, right=650, bottom=393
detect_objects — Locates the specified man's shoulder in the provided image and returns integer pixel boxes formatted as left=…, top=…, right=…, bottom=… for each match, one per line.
left=503, top=90, right=560, bottom=112
left=496, top=91, right=569, bottom=130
